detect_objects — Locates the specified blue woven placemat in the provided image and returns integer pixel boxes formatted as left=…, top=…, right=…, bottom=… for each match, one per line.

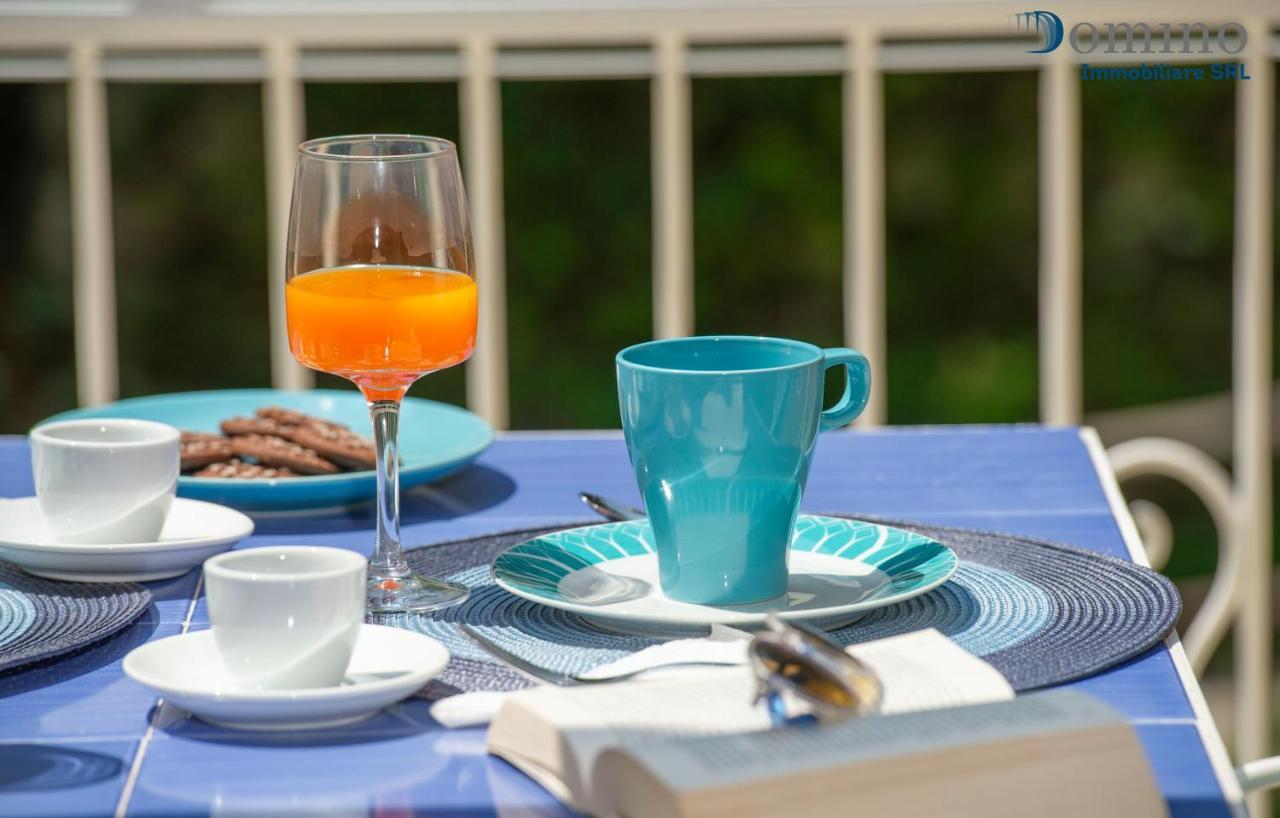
left=0, top=561, right=153, bottom=675
left=387, top=516, right=1180, bottom=694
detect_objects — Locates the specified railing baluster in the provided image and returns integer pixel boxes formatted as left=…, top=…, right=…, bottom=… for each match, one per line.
left=262, top=39, right=312, bottom=390
left=68, top=42, right=118, bottom=407
left=1038, top=52, right=1082, bottom=425
left=845, top=29, right=885, bottom=426
left=652, top=33, right=694, bottom=340
left=461, top=36, right=510, bottom=429
left=1233, top=19, right=1273, bottom=818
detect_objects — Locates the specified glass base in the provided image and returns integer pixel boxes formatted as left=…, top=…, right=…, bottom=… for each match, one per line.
left=367, top=572, right=469, bottom=615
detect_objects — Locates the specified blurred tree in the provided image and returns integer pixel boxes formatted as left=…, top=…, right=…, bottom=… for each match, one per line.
left=693, top=77, right=844, bottom=341
left=3, top=72, right=1245, bottom=435
left=884, top=72, right=1040, bottom=424
left=109, top=83, right=270, bottom=398
left=1078, top=78, right=1236, bottom=584
left=503, top=80, right=652, bottom=429
left=0, top=84, right=75, bottom=430
left=1081, top=78, right=1234, bottom=410
left=691, top=75, right=847, bottom=405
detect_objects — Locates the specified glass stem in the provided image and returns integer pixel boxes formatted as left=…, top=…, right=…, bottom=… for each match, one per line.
left=369, top=399, right=408, bottom=578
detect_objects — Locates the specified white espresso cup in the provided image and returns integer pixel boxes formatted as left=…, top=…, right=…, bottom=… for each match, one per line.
left=204, top=546, right=366, bottom=690
left=31, top=419, right=180, bottom=544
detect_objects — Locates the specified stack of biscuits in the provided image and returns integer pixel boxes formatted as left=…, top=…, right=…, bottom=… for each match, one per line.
left=180, top=406, right=378, bottom=478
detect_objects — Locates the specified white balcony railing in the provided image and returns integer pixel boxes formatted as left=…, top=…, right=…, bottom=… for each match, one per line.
left=0, top=1, right=1274, bottom=812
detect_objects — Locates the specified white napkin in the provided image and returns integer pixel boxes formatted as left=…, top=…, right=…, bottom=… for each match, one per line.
left=430, top=625, right=752, bottom=728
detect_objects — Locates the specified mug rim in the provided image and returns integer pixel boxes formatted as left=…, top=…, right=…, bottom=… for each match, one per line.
left=205, top=545, right=366, bottom=585
left=616, top=335, right=824, bottom=375
left=31, top=418, right=180, bottom=450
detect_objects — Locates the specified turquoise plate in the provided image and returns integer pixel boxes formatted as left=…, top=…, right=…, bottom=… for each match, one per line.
left=39, top=389, right=493, bottom=511
left=492, top=515, right=958, bottom=635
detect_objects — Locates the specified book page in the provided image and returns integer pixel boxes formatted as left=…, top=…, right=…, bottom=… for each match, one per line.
left=490, top=627, right=1013, bottom=809
left=610, top=689, right=1123, bottom=794
left=850, top=628, right=1013, bottom=713
left=505, top=670, right=770, bottom=794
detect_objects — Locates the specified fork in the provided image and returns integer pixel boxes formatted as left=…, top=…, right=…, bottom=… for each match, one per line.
left=460, top=624, right=740, bottom=686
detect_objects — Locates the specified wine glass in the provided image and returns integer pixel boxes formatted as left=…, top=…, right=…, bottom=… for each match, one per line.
left=285, top=134, right=475, bottom=614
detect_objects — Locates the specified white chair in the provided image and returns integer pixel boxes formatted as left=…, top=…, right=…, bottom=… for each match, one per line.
left=1110, top=437, right=1276, bottom=808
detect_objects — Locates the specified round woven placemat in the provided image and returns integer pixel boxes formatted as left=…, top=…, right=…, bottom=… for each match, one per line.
left=386, top=516, right=1180, bottom=693
left=0, top=561, right=153, bottom=675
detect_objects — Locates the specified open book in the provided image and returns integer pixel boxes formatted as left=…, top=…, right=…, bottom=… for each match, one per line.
left=487, top=629, right=1166, bottom=818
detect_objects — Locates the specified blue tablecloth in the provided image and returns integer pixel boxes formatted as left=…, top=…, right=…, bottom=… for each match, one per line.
left=0, top=427, right=1244, bottom=817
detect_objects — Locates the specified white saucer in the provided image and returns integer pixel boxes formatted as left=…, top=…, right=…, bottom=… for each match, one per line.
left=0, top=497, right=254, bottom=582
left=123, top=624, right=449, bottom=731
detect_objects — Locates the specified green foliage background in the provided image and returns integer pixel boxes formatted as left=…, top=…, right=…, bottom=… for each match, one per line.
left=0, top=73, right=1276, bottom=593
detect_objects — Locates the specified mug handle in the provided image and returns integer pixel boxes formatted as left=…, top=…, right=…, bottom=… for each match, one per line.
left=819, top=348, right=871, bottom=432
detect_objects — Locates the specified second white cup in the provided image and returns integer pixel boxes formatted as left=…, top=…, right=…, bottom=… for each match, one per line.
left=204, top=546, right=366, bottom=690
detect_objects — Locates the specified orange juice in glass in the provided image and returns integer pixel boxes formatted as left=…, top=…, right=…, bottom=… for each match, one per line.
left=285, top=135, right=477, bottom=614
left=286, top=264, right=477, bottom=401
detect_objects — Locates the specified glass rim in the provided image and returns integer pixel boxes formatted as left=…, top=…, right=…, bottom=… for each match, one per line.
left=298, top=133, right=457, bottom=162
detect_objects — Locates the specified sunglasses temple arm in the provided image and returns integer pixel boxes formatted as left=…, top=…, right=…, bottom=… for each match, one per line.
left=763, top=687, right=788, bottom=728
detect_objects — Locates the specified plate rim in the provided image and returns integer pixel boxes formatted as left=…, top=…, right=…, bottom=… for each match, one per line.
left=491, top=514, right=959, bottom=626
left=35, top=388, right=494, bottom=488
left=122, top=623, right=449, bottom=703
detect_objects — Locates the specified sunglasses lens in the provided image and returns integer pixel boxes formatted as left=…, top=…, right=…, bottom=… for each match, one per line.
left=751, top=640, right=867, bottom=710
left=749, top=616, right=883, bottom=722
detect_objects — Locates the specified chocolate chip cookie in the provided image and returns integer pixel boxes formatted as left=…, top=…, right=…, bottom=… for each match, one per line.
left=220, top=415, right=295, bottom=437
left=288, top=423, right=377, bottom=470
left=229, top=433, right=340, bottom=475
left=255, top=406, right=344, bottom=432
left=180, top=434, right=234, bottom=471
left=194, top=459, right=299, bottom=479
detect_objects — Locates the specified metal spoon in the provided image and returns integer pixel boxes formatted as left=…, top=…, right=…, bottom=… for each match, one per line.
left=460, top=624, right=737, bottom=686
left=579, top=492, right=644, bottom=522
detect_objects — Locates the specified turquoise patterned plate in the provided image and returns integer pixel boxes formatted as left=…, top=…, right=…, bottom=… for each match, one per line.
left=491, top=515, right=958, bottom=636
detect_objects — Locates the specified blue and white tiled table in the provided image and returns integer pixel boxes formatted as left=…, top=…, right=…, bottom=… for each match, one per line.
left=0, top=427, right=1246, bottom=816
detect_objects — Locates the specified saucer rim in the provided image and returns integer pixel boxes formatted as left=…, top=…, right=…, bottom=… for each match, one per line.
left=491, top=514, right=959, bottom=627
left=0, top=497, right=254, bottom=553
left=122, top=624, right=449, bottom=702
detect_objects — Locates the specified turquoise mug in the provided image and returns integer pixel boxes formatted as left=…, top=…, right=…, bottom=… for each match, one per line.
left=616, top=336, right=871, bottom=605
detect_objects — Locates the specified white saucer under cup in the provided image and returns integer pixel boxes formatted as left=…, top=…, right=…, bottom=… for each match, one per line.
left=30, top=418, right=180, bottom=544
left=204, top=546, right=366, bottom=690
left=0, top=496, right=254, bottom=582
left=122, top=624, right=450, bottom=731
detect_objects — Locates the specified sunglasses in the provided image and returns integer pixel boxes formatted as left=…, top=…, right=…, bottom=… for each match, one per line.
left=748, top=614, right=882, bottom=727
